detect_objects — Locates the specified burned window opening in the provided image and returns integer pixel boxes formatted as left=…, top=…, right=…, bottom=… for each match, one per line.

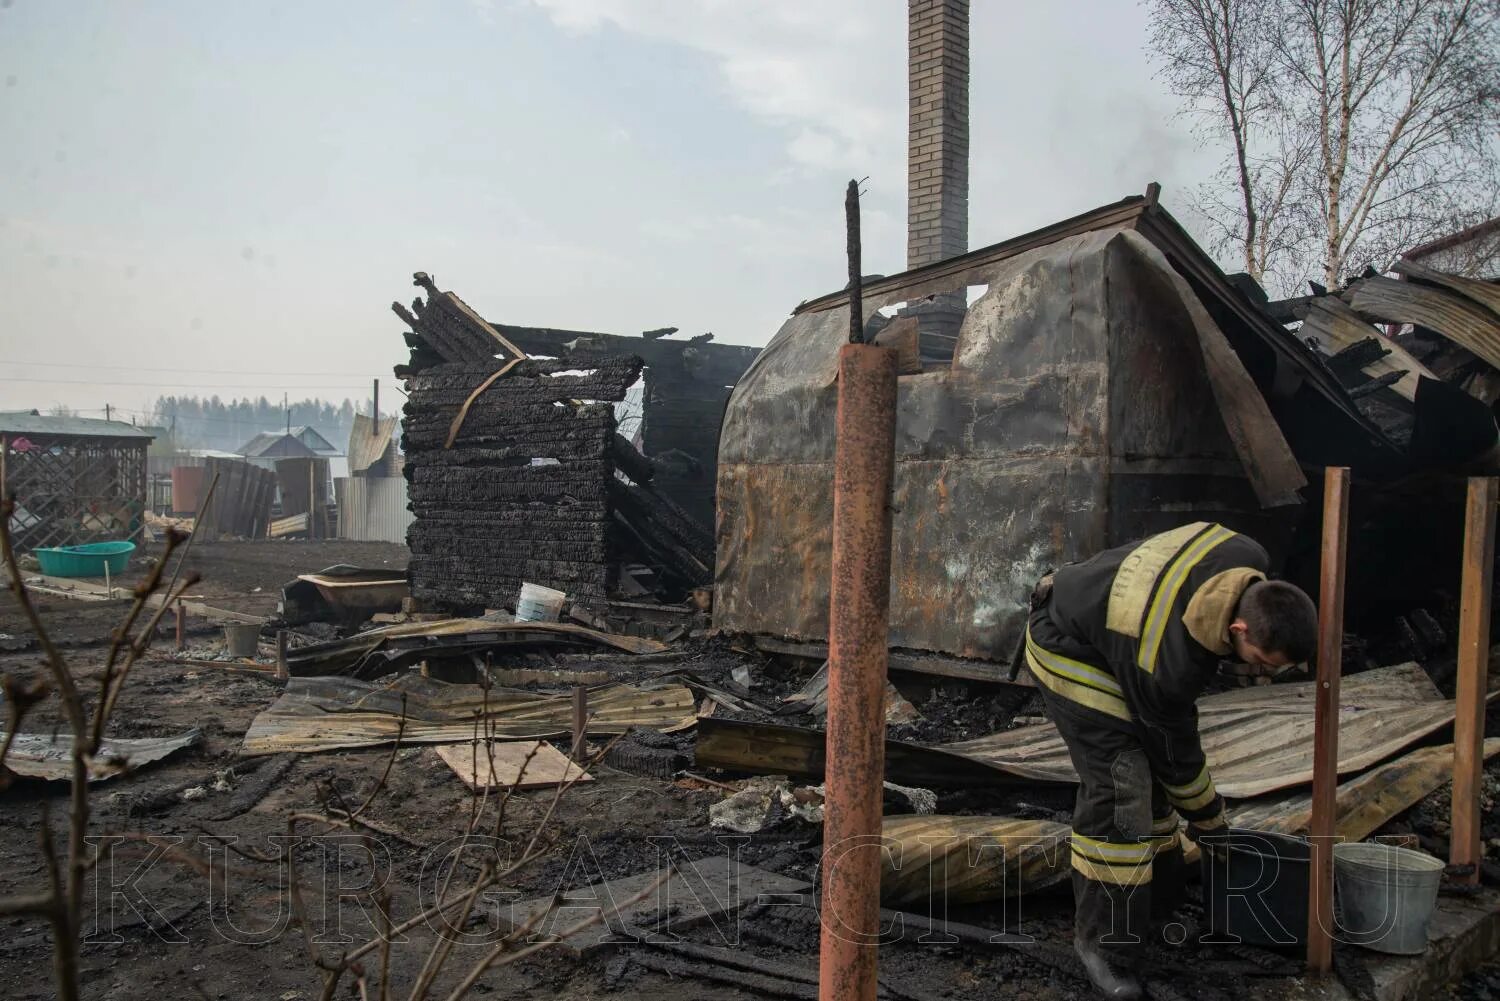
left=493, top=325, right=759, bottom=531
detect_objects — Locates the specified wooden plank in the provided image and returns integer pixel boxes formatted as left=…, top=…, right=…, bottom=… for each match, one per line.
left=751, top=635, right=1020, bottom=685
left=269, top=512, right=309, bottom=537
left=1452, top=476, right=1498, bottom=883
left=1308, top=465, right=1350, bottom=976
left=30, top=574, right=264, bottom=623
left=434, top=740, right=591, bottom=791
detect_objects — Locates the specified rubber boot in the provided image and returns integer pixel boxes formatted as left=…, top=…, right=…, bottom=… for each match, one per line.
left=1075, top=941, right=1143, bottom=1001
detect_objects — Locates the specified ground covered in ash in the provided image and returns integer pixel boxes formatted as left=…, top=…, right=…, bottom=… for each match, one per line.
left=0, top=540, right=1497, bottom=1000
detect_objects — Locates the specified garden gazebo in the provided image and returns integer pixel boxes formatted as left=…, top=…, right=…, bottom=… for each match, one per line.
left=0, top=411, right=154, bottom=551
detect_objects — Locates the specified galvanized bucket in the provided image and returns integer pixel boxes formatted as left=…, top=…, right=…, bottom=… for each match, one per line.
left=222, top=623, right=262, bottom=658
left=1333, top=841, right=1443, bottom=955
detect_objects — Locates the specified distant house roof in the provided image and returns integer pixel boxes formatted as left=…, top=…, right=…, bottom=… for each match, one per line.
left=1403, top=216, right=1500, bottom=261
left=238, top=431, right=319, bottom=458
left=238, top=426, right=341, bottom=459
left=289, top=425, right=339, bottom=454
left=0, top=410, right=155, bottom=441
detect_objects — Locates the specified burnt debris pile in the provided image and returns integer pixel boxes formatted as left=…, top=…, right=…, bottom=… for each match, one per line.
left=1281, top=259, right=1500, bottom=471
left=394, top=273, right=712, bottom=612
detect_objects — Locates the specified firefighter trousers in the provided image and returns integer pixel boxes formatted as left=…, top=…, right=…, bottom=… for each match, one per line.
left=1039, top=694, right=1188, bottom=958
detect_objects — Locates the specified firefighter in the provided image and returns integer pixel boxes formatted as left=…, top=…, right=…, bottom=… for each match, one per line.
left=1023, top=522, right=1317, bottom=1000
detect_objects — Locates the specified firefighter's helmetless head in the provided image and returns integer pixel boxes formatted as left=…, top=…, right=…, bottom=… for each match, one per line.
left=1228, top=579, right=1318, bottom=674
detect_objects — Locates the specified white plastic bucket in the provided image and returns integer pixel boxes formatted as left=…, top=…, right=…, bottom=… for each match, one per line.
left=515, top=583, right=566, bottom=623
left=1333, top=841, right=1444, bottom=955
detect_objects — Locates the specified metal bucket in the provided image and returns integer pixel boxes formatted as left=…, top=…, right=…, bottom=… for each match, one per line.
left=222, top=623, right=262, bottom=658
left=1334, top=842, right=1443, bottom=955
left=1200, top=829, right=1311, bottom=949
left=515, top=583, right=566, bottom=623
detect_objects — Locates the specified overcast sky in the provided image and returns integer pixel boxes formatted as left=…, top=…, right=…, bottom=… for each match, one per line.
left=0, top=0, right=1222, bottom=421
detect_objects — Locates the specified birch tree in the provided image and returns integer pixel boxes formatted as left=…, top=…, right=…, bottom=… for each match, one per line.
left=1148, top=0, right=1500, bottom=293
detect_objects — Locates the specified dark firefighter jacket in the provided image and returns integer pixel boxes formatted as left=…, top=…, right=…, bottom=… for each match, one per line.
left=1026, top=522, right=1270, bottom=827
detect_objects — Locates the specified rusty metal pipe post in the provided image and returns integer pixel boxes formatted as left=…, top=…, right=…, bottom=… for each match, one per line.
left=1452, top=476, right=1498, bottom=883
left=1306, top=466, right=1350, bottom=975
left=817, top=341, right=898, bottom=1001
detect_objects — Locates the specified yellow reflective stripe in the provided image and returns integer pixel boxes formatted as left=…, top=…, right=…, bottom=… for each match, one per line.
left=1024, top=633, right=1133, bottom=723
left=1163, top=764, right=1218, bottom=812
left=1162, top=764, right=1211, bottom=800
left=1136, top=525, right=1235, bottom=673
left=1147, top=831, right=1185, bottom=856
left=1026, top=635, right=1123, bottom=696
left=1106, top=522, right=1209, bottom=638
left=1072, top=851, right=1152, bottom=887
left=1173, top=785, right=1218, bottom=813
left=1071, top=832, right=1155, bottom=864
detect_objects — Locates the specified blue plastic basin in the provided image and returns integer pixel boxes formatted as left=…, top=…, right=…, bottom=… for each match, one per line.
left=33, top=541, right=137, bottom=578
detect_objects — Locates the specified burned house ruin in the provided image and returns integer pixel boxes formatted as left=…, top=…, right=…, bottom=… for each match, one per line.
left=394, top=274, right=724, bottom=612
left=713, top=189, right=1500, bottom=669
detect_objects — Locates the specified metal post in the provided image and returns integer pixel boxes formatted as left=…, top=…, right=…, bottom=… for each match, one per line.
left=373, top=378, right=380, bottom=422
left=818, top=176, right=897, bottom=1001
left=276, top=629, right=289, bottom=681
left=1452, top=477, right=1497, bottom=883
left=1307, top=466, right=1349, bottom=975
left=818, top=344, right=898, bottom=1001
left=175, top=599, right=186, bottom=652
left=571, top=686, right=588, bottom=761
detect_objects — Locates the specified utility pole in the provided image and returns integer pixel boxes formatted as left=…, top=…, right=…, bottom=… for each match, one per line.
left=104, top=403, right=111, bottom=423
left=372, top=378, right=380, bottom=422
left=284, top=392, right=290, bottom=434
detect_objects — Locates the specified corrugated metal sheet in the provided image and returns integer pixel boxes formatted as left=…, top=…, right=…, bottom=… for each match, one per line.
left=879, top=738, right=1500, bottom=904
left=347, top=414, right=402, bottom=476
left=941, top=663, right=1481, bottom=797
left=338, top=476, right=414, bottom=543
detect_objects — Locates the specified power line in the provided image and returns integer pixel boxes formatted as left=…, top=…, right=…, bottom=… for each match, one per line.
left=0, top=376, right=372, bottom=389
left=73, top=405, right=367, bottom=428
left=0, top=359, right=394, bottom=378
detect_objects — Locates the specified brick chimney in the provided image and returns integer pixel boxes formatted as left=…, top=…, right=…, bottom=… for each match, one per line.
left=906, top=0, right=969, bottom=357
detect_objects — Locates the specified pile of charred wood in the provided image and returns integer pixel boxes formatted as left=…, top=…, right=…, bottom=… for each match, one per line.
left=1275, top=260, right=1500, bottom=471
left=393, top=273, right=713, bottom=612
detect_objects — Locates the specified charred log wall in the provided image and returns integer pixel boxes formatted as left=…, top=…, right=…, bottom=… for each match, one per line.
left=403, top=357, right=643, bottom=608
left=394, top=276, right=716, bottom=611
left=395, top=279, right=645, bottom=610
